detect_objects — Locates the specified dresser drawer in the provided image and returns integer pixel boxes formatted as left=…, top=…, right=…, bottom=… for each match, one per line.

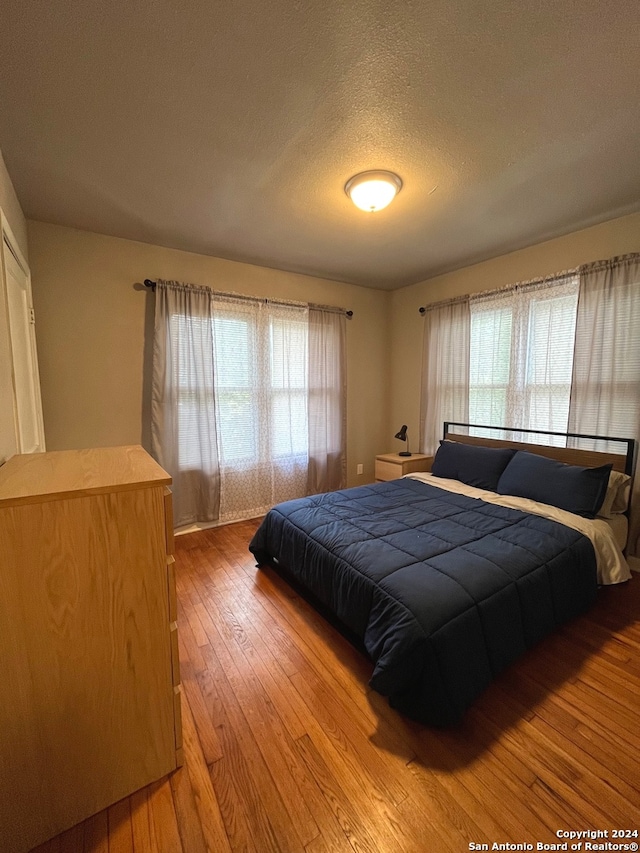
left=375, top=454, right=432, bottom=482
left=375, top=459, right=404, bottom=481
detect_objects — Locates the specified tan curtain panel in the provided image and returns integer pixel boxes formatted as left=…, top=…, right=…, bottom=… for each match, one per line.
left=419, top=297, right=470, bottom=455
left=307, top=307, right=347, bottom=494
left=569, top=255, right=640, bottom=553
left=151, top=280, right=221, bottom=527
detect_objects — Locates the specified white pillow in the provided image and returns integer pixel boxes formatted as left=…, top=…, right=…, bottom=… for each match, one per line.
left=598, top=470, right=632, bottom=518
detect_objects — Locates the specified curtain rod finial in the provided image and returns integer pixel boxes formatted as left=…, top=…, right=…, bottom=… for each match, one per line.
left=144, top=279, right=156, bottom=292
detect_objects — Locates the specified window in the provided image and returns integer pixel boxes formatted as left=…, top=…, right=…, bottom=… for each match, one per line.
left=171, top=312, right=216, bottom=472
left=420, top=257, right=640, bottom=556
left=212, top=303, right=309, bottom=469
left=196, top=298, right=312, bottom=521
left=170, top=300, right=311, bottom=518
left=268, top=316, right=308, bottom=460
left=213, top=315, right=254, bottom=464
left=154, top=281, right=346, bottom=527
left=469, top=301, right=512, bottom=430
left=469, top=277, right=579, bottom=442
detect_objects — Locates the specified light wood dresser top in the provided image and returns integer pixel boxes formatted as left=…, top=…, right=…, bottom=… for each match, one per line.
left=0, top=445, right=171, bottom=507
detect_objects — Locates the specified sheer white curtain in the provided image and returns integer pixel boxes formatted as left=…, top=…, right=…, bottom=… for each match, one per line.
left=307, top=307, right=347, bottom=494
left=420, top=297, right=470, bottom=455
left=569, top=256, right=640, bottom=445
left=152, top=281, right=347, bottom=526
left=213, top=295, right=310, bottom=522
left=568, top=255, right=640, bottom=552
left=151, top=281, right=221, bottom=527
left=469, top=277, right=579, bottom=443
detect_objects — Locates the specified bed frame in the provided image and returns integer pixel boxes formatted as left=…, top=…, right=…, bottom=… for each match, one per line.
left=443, top=422, right=636, bottom=476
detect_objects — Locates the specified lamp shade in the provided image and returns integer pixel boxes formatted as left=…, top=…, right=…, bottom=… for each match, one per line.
left=345, top=170, right=402, bottom=212
left=394, top=425, right=408, bottom=442
left=394, top=424, right=411, bottom=456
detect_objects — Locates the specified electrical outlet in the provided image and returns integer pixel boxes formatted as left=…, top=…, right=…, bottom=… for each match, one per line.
left=356, top=463, right=363, bottom=475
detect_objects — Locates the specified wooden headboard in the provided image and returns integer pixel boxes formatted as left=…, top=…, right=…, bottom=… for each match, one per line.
left=443, top=422, right=636, bottom=476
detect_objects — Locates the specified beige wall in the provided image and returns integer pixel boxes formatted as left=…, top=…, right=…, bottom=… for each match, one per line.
left=0, top=151, right=29, bottom=463
left=0, top=151, right=28, bottom=259
left=27, top=221, right=390, bottom=486
left=389, top=211, right=640, bottom=448
left=24, top=209, right=640, bottom=483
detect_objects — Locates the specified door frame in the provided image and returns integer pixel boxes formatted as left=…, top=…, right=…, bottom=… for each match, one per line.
left=1, top=210, right=46, bottom=453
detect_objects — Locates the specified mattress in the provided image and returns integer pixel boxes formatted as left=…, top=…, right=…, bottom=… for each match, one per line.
left=249, top=476, right=602, bottom=725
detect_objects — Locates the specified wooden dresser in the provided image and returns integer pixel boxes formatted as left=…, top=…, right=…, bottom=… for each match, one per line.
left=0, top=445, right=182, bottom=853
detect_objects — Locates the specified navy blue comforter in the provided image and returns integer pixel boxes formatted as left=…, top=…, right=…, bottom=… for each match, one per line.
left=249, top=477, right=598, bottom=725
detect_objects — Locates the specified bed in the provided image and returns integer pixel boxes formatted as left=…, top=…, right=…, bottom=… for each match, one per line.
left=249, top=424, right=636, bottom=725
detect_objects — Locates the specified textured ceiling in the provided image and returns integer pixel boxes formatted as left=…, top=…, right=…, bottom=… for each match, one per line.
left=1, top=0, right=639, bottom=290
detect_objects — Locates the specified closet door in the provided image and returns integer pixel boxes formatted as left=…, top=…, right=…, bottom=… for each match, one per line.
left=2, top=221, right=45, bottom=453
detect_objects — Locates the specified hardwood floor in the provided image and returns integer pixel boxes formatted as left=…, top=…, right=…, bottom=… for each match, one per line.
left=33, top=519, right=640, bottom=853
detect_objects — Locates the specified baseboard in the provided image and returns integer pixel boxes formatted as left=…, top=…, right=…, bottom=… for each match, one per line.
left=175, top=515, right=263, bottom=537
left=175, top=519, right=221, bottom=537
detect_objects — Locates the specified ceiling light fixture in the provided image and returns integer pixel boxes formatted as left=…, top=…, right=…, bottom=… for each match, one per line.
left=344, top=170, right=402, bottom=212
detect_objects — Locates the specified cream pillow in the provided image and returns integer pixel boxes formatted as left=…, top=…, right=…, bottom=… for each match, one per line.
left=598, top=470, right=632, bottom=518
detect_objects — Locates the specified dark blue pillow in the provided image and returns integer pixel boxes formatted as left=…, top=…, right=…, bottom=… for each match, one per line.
left=497, top=451, right=612, bottom=518
left=431, top=441, right=516, bottom=492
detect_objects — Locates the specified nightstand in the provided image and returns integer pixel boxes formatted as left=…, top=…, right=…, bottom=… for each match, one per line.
left=375, top=453, right=432, bottom=482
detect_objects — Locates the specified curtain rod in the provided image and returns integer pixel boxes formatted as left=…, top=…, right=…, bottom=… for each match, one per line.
left=417, top=268, right=579, bottom=314
left=417, top=252, right=640, bottom=314
left=143, top=279, right=353, bottom=317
